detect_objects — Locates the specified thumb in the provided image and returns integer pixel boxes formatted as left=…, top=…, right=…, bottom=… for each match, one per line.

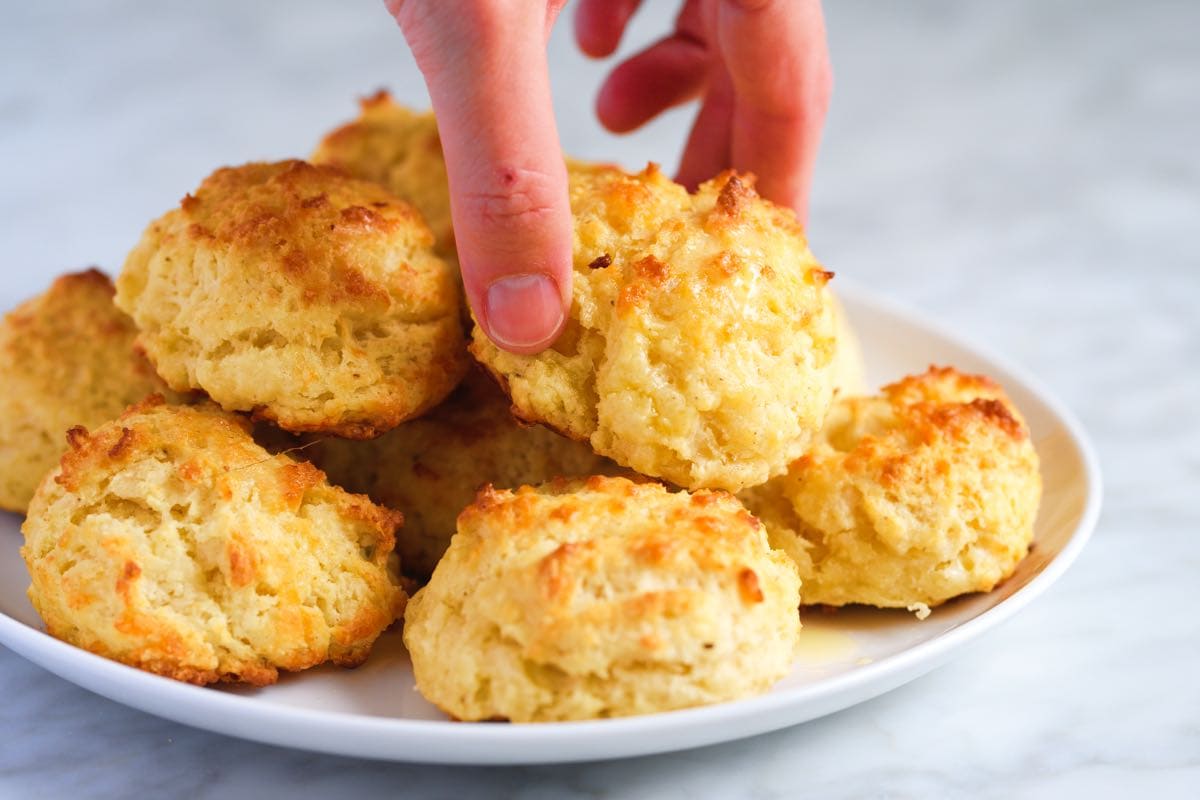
left=391, top=2, right=573, bottom=355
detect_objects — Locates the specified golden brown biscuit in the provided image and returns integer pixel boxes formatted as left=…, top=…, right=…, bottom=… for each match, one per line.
left=403, top=476, right=801, bottom=721
left=0, top=270, right=178, bottom=512
left=740, top=367, right=1042, bottom=610
left=311, top=95, right=613, bottom=266
left=116, top=160, right=468, bottom=439
left=21, top=399, right=405, bottom=685
left=312, top=92, right=454, bottom=260
left=310, top=370, right=615, bottom=579
left=471, top=165, right=837, bottom=492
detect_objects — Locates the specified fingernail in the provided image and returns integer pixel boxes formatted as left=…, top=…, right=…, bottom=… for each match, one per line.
left=483, top=273, right=566, bottom=353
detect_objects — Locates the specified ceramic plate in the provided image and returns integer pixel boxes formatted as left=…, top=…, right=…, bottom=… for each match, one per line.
left=0, top=285, right=1101, bottom=764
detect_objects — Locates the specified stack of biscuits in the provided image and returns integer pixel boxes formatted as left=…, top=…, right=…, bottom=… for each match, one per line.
left=0, top=92, right=1041, bottom=722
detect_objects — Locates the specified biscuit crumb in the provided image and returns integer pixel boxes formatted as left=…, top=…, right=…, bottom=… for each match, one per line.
left=403, top=476, right=801, bottom=721
left=907, top=603, right=932, bottom=621
left=0, top=270, right=180, bottom=512
left=21, top=402, right=405, bottom=685
left=471, top=163, right=837, bottom=491
left=741, top=366, right=1040, bottom=611
left=115, top=160, right=468, bottom=438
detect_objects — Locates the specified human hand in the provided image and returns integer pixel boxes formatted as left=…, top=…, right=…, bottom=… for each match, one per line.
left=386, top=0, right=573, bottom=355
left=577, top=0, right=832, bottom=225
left=386, top=1, right=831, bottom=356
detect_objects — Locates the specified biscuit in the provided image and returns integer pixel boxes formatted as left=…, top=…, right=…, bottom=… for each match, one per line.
left=312, top=92, right=454, bottom=260
left=0, top=270, right=177, bottom=512
left=20, top=399, right=406, bottom=685
left=403, top=476, right=801, bottom=721
left=115, top=160, right=468, bottom=438
left=471, top=165, right=837, bottom=492
left=740, top=367, right=1042, bottom=609
left=311, top=370, right=615, bottom=579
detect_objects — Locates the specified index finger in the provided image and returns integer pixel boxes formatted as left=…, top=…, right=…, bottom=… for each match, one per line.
left=391, top=1, right=573, bottom=354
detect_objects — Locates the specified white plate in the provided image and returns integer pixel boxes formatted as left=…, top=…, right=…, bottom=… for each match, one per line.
left=0, top=285, right=1101, bottom=765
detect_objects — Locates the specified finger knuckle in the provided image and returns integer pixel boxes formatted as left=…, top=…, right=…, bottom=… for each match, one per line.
left=460, top=165, right=563, bottom=229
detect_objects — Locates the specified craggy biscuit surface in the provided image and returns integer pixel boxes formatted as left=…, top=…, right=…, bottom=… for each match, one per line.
left=21, top=400, right=405, bottom=685
left=311, top=370, right=614, bottom=579
left=471, top=165, right=837, bottom=492
left=403, top=476, right=801, bottom=721
left=116, top=160, right=467, bottom=438
left=0, top=270, right=176, bottom=512
left=312, top=92, right=454, bottom=260
left=740, top=367, right=1042, bottom=609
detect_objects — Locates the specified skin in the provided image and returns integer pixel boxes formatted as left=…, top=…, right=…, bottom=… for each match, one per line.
left=385, top=0, right=832, bottom=355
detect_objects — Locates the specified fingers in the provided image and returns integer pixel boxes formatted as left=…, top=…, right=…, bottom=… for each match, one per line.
left=574, top=0, right=642, bottom=57
left=390, top=1, right=572, bottom=354
left=595, top=33, right=709, bottom=132
left=716, top=0, right=832, bottom=223
left=591, top=0, right=710, bottom=133
left=676, top=66, right=734, bottom=191
left=543, top=0, right=569, bottom=40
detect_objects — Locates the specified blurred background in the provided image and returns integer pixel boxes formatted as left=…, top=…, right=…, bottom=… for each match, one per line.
left=4, top=2, right=1194, bottom=331
left=1, top=1, right=1197, bottom=796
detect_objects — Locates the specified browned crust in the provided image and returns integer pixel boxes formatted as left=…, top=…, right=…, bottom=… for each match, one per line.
left=43, top=614, right=280, bottom=687
left=360, top=88, right=392, bottom=109
left=249, top=406, right=414, bottom=441
left=618, top=255, right=672, bottom=313
left=57, top=421, right=144, bottom=492
left=737, top=568, right=764, bottom=604
left=868, top=366, right=1031, bottom=444
left=537, top=541, right=585, bottom=600
left=714, top=173, right=758, bottom=216
left=170, top=160, right=431, bottom=308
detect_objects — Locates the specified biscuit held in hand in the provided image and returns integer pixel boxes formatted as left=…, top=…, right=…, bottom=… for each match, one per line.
left=0, top=269, right=179, bottom=512
left=20, top=400, right=405, bottom=686
left=116, top=160, right=468, bottom=439
left=741, top=367, right=1042, bottom=610
left=471, top=164, right=837, bottom=492
left=403, top=476, right=800, bottom=722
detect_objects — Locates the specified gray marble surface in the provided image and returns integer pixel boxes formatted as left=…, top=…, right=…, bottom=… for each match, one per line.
left=1, top=0, right=1197, bottom=797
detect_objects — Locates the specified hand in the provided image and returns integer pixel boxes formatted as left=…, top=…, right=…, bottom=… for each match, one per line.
left=386, top=1, right=573, bottom=356
left=386, top=1, right=831, bottom=356
left=578, top=0, right=832, bottom=226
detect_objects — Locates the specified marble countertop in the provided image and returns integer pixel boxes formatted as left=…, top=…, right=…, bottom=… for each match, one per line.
left=2, top=0, right=1197, bottom=797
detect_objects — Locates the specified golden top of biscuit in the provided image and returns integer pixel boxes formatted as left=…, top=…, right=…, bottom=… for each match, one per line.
left=21, top=399, right=405, bottom=685
left=116, top=160, right=468, bottom=438
left=741, top=366, right=1041, bottom=608
left=311, top=370, right=613, bottom=579
left=166, top=160, right=441, bottom=311
left=821, top=366, right=1028, bottom=459
left=403, top=475, right=801, bottom=721
left=472, top=165, right=837, bottom=492
left=0, top=269, right=175, bottom=512
left=311, top=92, right=454, bottom=258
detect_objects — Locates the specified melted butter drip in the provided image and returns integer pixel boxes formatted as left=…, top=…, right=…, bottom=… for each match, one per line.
left=795, top=623, right=859, bottom=662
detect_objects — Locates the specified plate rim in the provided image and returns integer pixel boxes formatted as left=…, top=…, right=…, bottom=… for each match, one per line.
left=0, top=282, right=1103, bottom=764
